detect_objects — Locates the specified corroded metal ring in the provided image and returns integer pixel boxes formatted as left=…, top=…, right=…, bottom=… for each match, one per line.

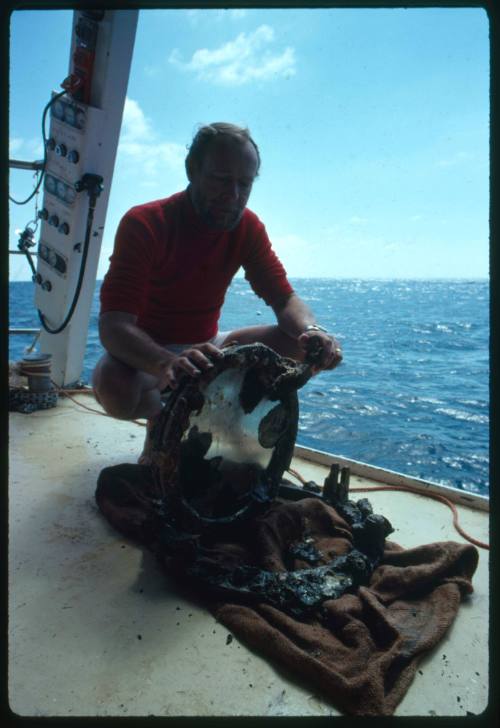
left=149, top=343, right=313, bottom=529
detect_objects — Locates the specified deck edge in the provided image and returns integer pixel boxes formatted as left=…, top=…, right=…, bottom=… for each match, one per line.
left=293, top=444, right=490, bottom=513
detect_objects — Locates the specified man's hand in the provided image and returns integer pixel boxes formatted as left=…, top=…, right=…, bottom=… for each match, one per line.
left=273, top=294, right=343, bottom=373
left=297, top=330, right=343, bottom=373
left=157, top=342, right=224, bottom=390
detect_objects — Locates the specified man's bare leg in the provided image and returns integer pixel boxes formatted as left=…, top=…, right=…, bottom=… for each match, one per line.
left=92, top=353, right=163, bottom=420
left=92, top=353, right=167, bottom=465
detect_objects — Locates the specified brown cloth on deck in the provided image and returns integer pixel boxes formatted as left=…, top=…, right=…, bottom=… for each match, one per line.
left=95, top=463, right=478, bottom=717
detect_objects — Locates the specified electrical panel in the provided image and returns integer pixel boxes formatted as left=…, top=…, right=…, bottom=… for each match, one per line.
left=34, top=95, right=104, bottom=319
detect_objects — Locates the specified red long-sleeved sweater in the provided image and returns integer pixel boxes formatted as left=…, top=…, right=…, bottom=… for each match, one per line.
left=100, top=189, right=294, bottom=344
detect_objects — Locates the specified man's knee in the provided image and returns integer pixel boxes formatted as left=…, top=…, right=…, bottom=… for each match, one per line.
left=92, top=354, right=145, bottom=419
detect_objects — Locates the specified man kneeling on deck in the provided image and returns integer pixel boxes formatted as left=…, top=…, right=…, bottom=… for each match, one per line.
left=92, top=122, right=343, bottom=462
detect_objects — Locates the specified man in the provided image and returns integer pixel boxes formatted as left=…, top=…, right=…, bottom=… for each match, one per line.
left=92, top=123, right=342, bottom=458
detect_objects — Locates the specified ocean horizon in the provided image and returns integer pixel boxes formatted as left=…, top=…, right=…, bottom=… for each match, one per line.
left=9, top=277, right=490, bottom=497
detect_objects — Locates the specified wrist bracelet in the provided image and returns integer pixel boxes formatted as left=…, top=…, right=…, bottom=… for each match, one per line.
left=304, top=324, right=328, bottom=334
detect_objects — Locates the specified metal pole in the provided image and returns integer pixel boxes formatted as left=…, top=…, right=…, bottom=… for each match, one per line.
left=9, top=159, right=45, bottom=171
left=9, top=328, right=41, bottom=335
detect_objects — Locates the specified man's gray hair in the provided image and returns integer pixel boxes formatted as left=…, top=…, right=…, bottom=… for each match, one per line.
left=186, top=122, right=261, bottom=176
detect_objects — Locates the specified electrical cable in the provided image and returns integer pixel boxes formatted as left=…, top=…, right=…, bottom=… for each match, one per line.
left=9, top=89, right=68, bottom=206
left=24, top=331, right=41, bottom=355
left=37, top=178, right=101, bottom=335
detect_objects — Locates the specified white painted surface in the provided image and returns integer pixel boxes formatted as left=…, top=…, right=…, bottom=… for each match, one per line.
left=35, top=10, right=138, bottom=386
left=9, top=395, right=489, bottom=717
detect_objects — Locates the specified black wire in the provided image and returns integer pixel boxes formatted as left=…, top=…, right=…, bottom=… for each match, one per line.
left=9, top=89, right=68, bottom=206
left=23, top=250, right=38, bottom=279
left=37, top=196, right=96, bottom=335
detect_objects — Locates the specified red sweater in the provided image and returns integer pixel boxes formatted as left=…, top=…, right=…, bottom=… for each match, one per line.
left=100, top=190, right=294, bottom=344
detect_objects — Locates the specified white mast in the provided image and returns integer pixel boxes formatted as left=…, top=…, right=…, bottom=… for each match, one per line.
left=34, top=10, right=138, bottom=386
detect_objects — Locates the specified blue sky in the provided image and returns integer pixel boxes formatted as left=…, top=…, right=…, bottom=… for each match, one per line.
left=9, top=7, right=489, bottom=281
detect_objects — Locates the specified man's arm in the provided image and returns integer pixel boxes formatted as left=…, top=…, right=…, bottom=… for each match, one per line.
left=272, top=293, right=316, bottom=338
left=99, top=311, right=175, bottom=377
left=240, top=219, right=342, bottom=371
left=273, top=294, right=343, bottom=371
left=98, top=311, right=222, bottom=389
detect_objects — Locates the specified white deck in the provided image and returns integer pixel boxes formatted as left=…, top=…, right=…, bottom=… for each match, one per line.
left=9, top=394, right=489, bottom=717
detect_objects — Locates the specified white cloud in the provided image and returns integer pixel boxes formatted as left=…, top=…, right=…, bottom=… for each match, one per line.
left=32, top=140, right=45, bottom=157
left=169, top=25, right=296, bottom=86
left=9, top=136, right=44, bottom=158
left=9, top=138, right=24, bottom=155
left=117, top=97, right=186, bottom=185
left=120, top=97, right=154, bottom=142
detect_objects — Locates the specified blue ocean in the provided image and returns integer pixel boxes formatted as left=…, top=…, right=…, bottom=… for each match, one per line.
left=9, top=278, right=489, bottom=497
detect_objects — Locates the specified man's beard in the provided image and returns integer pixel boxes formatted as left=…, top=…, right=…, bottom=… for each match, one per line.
left=190, top=186, right=243, bottom=231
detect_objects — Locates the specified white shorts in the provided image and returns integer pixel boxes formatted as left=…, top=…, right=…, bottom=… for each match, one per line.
left=163, top=331, right=231, bottom=356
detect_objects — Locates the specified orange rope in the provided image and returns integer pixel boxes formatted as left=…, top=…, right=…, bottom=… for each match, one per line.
left=53, top=383, right=146, bottom=426
left=30, top=389, right=489, bottom=549
left=286, top=468, right=489, bottom=550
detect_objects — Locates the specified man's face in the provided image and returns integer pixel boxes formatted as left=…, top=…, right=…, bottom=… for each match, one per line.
left=188, top=138, right=259, bottom=230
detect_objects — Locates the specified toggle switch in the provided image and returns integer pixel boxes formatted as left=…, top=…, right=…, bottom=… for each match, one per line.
left=46, top=137, right=56, bottom=151
left=55, top=143, right=67, bottom=157
left=58, top=222, right=70, bottom=235
left=67, top=149, right=79, bottom=164
left=48, top=214, right=60, bottom=227
left=38, top=208, right=49, bottom=220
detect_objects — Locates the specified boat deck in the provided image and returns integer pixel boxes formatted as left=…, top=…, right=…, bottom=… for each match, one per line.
left=9, top=393, right=489, bottom=717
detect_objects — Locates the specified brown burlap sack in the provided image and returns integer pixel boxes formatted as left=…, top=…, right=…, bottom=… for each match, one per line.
left=96, top=463, right=478, bottom=716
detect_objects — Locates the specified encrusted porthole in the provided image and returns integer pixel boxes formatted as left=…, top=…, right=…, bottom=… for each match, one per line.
left=150, top=343, right=312, bottom=526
